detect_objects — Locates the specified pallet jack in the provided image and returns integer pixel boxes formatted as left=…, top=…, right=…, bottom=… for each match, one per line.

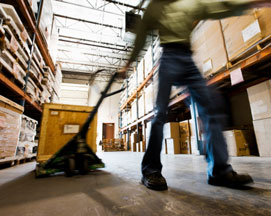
left=35, top=70, right=124, bottom=178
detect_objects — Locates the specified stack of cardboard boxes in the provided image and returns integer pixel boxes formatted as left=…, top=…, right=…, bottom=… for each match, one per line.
left=223, top=130, right=254, bottom=157
left=163, top=121, right=193, bottom=155
left=192, top=8, right=271, bottom=77
left=17, top=115, right=38, bottom=157
left=247, top=80, right=271, bottom=157
left=0, top=96, right=24, bottom=160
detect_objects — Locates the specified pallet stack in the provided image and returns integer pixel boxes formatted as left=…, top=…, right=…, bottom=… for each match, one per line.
left=0, top=3, right=62, bottom=105
left=192, top=8, right=271, bottom=78
left=17, top=115, right=38, bottom=157
left=0, top=96, right=24, bottom=161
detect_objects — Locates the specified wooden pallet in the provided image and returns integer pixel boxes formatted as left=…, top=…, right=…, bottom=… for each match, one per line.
left=0, top=49, right=25, bottom=86
left=228, top=35, right=271, bottom=68
left=1, top=4, right=32, bottom=55
left=2, top=25, right=28, bottom=69
left=0, top=154, right=36, bottom=167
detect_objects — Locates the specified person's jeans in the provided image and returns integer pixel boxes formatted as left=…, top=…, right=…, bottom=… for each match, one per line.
left=141, top=46, right=232, bottom=178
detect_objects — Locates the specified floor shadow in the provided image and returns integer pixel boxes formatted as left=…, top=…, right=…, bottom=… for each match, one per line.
left=0, top=170, right=134, bottom=215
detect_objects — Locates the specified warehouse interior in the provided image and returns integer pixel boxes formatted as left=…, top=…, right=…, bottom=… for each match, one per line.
left=0, top=0, right=271, bottom=215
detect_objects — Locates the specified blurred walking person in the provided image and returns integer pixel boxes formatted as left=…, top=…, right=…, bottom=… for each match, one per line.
left=119, top=0, right=271, bottom=191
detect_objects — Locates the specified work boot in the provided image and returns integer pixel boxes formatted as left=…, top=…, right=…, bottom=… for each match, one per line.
left=141, top=172, right=168, bottom=191
left=208, top=171, right=253, bottom=188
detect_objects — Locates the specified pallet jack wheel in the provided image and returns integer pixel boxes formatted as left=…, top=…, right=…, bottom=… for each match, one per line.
left=65, top=157, right=76, bottom=177
left=78, top=155, right=89, bottom=175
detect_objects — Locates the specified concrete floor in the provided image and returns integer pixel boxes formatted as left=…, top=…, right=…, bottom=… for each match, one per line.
left=0, top=152, right=270, bottom=216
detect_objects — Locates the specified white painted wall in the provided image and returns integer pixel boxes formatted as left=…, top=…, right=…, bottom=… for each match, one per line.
left=88, top=81, right=122, bottom=152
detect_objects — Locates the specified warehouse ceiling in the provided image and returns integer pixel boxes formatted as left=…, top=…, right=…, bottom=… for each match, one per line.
left=52, top=0, right=151, bottom=82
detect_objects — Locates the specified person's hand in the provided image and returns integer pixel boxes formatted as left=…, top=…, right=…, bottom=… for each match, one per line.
left=117, top=65, right=129, bottom=79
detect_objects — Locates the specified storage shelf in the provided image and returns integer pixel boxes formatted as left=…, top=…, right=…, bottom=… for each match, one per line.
left=15, top=0, right=55, bottom=73
left=120, top=111, right=154, bottom=132
left=120, top=65, right=157, bottom=111
left=0, top=73, right=42, bottom=113
left=2, top=0, right=55, bottom=73
left=120, top=45, right=271, bottom=131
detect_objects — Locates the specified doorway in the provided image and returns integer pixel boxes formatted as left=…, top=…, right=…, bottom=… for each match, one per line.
left=102, top=123, right=115, bottom=140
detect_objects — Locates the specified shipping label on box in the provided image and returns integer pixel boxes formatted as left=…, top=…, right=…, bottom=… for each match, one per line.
left=242, top=20, right=261, bottom=43
left=230, top=68, right=244, bottom=86
left=203, top=59, right=213, bottom=74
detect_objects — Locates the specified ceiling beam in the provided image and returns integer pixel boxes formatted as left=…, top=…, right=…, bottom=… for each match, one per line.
left=58, top=49, right=130, bottom=61
left=62, top=70, right=124, bottom=83
left=53, top=0, right=123, bottom=16
left=57, top=44, right=140, bottom=61
left=59, top=35, right=134, bottom=50
left=59, top=39, right=129, bottom=52
left=58, top=59, right=125, bottom=69
left=54, top=14, right=122, bottom=30
left=104, top=0, right=145, bottom=11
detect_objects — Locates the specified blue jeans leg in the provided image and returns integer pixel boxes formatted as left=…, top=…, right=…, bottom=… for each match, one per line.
left=141, top=47, right=232, bottom=178
left=141, top=62, right=172, bottom=175
left=185, top=62, right=232, bottom=177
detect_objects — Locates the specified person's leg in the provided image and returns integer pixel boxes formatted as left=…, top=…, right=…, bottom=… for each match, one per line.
left=141, top=50, right=173, bottom=190
left=182, top=52, right=253, bottom=187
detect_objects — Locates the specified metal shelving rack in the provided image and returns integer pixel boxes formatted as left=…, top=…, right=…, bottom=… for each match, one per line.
left=119, top=41, right=271, bottom=143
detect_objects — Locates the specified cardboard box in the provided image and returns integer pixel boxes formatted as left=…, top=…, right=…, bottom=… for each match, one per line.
left=220, top=8, right=271, bottom=61
left=256, top=8, right=271, bottom=35
left=137, top=58, right=145, bottom=85
left=179, top=120, right=191, bottom=154
left=253, top=118, right=271, bottom=157
left=0, top=96, right=24, bottom=159
left=180, top=139, right=191, bottom=154
left=132, top=142, right=137, bottom=152
left=130, top=132, right=138, bottom=144
left=140, top=141, right=146, bottom=152
left=247, top=80, right=271, bottom=121
left=144, top=84, right=154, bottom=113
left=170, top=86, right=186, bottom=99
left=192, top=20, right=228, bottom=77
left=179, top=121, right=190, bottom=139
left=165, top=138, right=180, bottom=154
left=144, top=46, right=153, bottom=76
left=164, top=122, right=180, bottom=139
left=136, top=142, right=141, bottom=152
left=223, top=130, right=252, bottom=156
left=138, top=94, right=145, bottom=118
left=131, top=100, right=137, bottom=122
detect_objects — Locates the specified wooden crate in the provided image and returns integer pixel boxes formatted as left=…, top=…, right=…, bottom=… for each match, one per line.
left=37, top=103, right=98, bottom=162
left=0, top=95, right=24, bottom=159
